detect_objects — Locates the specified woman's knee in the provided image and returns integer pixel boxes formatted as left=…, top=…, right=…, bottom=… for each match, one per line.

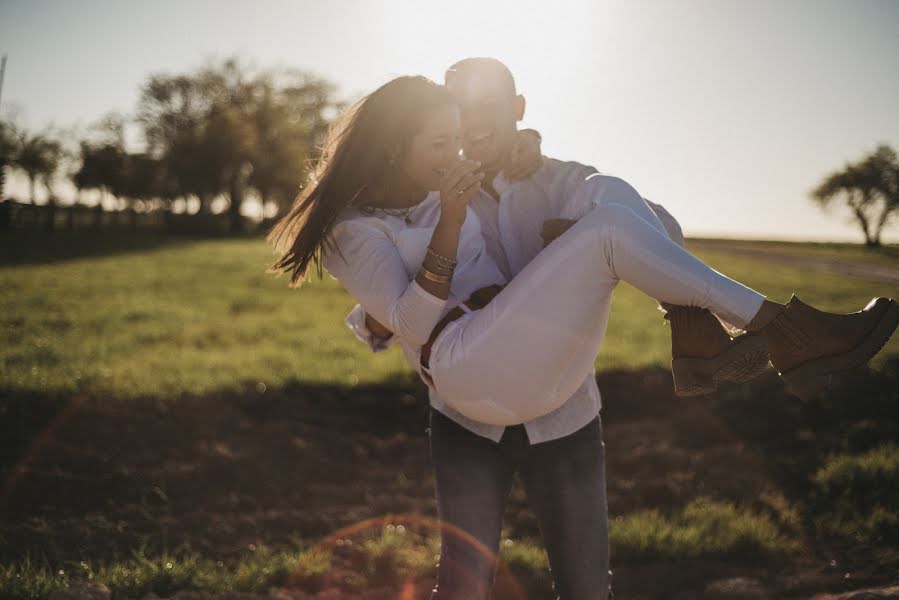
left=585, top=174, right=644, bottom=211
left=580, top=202, right=647, bottom=240
left=582, top=175, right=668, bottom=235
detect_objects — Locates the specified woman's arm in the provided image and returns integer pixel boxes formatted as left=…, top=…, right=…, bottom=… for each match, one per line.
left=324, top=160, right=484, bottom=346
left=323, top=219, right=449, bottom=346
left=414, top=158, right=485, bottom=298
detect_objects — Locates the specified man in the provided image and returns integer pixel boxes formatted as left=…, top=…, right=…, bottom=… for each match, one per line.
left=346, top=58, right=767, bottom=599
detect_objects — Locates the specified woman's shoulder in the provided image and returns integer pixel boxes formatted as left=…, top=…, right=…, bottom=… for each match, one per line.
left=331, top=208, right=394, bottom=237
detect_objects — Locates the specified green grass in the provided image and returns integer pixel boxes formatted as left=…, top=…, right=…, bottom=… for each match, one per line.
left=2, top=235, right=410, bottom=399
left=688, top=238, right=899, bottom=270
left=4, top=233, right=896, bottom=401
left=1, top=505, right=800, bottom=600
left=0, top=543, right=332, bottom=600
left=609, top=498, right=801, bottom=562
left=347, top=524, right=440, bottom=588
left=812, top=443, right=899, bottom=544
left=3, top=231, right=896, bottom=597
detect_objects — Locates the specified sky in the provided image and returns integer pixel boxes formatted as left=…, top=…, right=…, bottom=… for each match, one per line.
left=1, top=0, right=898, bottom=242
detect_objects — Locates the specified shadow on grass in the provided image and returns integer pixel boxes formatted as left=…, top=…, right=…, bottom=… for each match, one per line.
left=0, top=361, right=897, bottom=596
left=0, top=229, right=266, bottom=267
left=0, top=375, right=433, bottom=566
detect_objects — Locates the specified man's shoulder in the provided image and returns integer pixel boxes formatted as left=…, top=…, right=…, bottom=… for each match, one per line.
left=540, top=155, right=599, bottom=174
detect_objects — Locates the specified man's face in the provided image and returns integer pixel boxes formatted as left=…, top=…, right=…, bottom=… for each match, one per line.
left=446, top=71, right=522, bottom=172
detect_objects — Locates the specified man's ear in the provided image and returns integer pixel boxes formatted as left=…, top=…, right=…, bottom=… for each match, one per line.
left=514, top=94, right=526, bottom=122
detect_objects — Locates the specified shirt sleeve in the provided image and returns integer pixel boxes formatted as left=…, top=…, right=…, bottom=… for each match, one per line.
left=322, top=218, right=448, bottom=347
left=345, top=303, right=397, bottom=353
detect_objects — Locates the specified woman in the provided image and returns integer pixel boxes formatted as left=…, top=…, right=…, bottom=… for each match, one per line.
left=267, top=75, right=898, bottom=426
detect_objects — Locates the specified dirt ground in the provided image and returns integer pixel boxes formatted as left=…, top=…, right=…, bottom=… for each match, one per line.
left=2, top=364, right=898, bottom=599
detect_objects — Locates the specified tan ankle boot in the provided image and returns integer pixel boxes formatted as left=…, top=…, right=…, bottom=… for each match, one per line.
left=759, top=295, right=899, bottom=400
left=663, top=304, right=770, bottom=397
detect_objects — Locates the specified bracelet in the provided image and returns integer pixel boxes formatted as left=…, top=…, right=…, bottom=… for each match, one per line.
left=420, top=266, right=452, bottom=284
left=425, top=262, right=454, bottom=276
left=426, top=245, right=458, bottom=267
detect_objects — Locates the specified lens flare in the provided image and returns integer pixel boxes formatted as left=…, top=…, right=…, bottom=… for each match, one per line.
left=284, top=513, right=526, bottom=599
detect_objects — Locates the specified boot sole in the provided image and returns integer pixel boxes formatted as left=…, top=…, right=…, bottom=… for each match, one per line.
left=671, top=333, right=770, bottom=397
left=779, top=298, right=899, bottom=401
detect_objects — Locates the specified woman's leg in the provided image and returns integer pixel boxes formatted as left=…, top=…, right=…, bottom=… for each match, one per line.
left=429, top=196, right=765, bottom=426
left=575, top=176, right=771, bottom=396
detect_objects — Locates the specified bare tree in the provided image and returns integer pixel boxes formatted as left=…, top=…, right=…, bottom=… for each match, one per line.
left=812, top=144, right=899, bottom=247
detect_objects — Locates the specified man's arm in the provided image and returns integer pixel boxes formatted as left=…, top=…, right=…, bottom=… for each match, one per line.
left=345, top=304, right=396, bottom=353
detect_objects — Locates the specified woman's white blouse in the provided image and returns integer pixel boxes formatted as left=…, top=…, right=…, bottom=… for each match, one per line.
left=321, top=191, right=507, bottom=369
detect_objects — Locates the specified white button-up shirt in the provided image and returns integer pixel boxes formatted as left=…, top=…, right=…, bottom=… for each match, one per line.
left=344, top=156, right=683, bottom=444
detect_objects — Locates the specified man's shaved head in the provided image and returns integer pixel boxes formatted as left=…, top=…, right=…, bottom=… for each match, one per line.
left=444, top=57, right=525, bottom=172
left=444, top=57, right=517, bottom=98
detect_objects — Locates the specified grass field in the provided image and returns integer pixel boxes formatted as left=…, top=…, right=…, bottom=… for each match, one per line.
left=1, top=231, right=897, bottom=599
left=2, top=231, right=896, bottom=400
left=689, top=237, right=899, bottom=270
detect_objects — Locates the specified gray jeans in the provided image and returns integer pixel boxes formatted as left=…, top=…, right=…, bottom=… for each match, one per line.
left=428, top=408, right=611, bottom=600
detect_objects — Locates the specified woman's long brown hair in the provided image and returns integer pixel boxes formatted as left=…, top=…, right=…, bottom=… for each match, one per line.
left=267, top=75, right=456, bottom=287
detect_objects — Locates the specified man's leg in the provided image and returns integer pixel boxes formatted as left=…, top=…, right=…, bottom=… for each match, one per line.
left=429, top=408, right=516, bottom=600
left=520, top=415, right=610, bottom=600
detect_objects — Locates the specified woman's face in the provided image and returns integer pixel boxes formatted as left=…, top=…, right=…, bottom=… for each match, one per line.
left=400, top=103, right=463, bottom=192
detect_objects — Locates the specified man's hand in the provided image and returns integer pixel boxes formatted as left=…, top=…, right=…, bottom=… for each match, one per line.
left=541, top=218, right=577, bottom=248
left=504, top=129, right=543, bottom=181
left=365, top=312, right=394, bottom=339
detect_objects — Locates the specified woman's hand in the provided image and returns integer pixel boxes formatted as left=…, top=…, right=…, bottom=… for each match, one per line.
left=541, top=218, right=577, bottom=247
left=504, top=129, right=543, bottom=181
left=439, top=159, right=484, bottom=226
left=415, top=159, right=483, bottom=300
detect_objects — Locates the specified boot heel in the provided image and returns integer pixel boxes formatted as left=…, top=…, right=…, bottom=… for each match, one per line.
left=671, top=358, right=717, bottom=397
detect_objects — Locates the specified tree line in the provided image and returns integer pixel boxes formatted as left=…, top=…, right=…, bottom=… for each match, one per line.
left=0, top=58, right=337, bottom=232
left=0, top=58, right=897, bottom=243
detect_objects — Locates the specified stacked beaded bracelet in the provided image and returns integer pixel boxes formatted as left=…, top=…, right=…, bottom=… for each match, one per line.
left=426, top=246, right=457, bottom=272
left=421, top=245, right=457, bottom=284
left=427, top=246, right=457, bottom=267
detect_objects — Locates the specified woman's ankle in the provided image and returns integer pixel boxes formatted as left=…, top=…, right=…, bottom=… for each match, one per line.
left=744, top=299, right=786, bottom=332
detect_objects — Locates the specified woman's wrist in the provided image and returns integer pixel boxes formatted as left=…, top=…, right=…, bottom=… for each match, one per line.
left=436, top=211, right=466, bottom=231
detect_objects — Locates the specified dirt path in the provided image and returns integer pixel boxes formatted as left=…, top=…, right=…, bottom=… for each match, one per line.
left=687, top=240, right=899, bottom=285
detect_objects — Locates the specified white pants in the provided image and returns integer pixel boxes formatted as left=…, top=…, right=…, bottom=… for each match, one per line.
left=428, top=176, right=765, bottom=426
